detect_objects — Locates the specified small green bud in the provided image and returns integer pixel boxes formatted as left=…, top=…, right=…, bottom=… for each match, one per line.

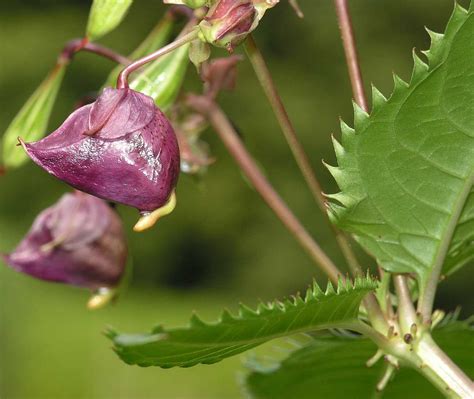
left=189, top=39, right=211, bottom=72
left=2, top=63, right=66, bottom=169
left=86, top=0, right=133, bottom=41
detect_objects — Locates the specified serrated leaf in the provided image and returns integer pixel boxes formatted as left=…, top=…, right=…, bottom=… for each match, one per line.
left=327, top=4, right=474, bottom=291
left=102, top=14, right=175, bottom=88
left=2, top=63, right=66, bottom=169
left=109, top=278, right=376, bottom=368
left=86, top=0, right=133, bottom=41
left=245, top=321, right=474, bottom=399
left=129, top=42, right=190, bottom=111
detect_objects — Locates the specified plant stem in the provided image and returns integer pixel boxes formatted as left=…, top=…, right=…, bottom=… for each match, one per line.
left=415, top=335, right=474, bottom=398
left=333, top=0, right=368, bottom=111
left=393, top=275, right=417, bottom=335
left=59, top=38, right=130, bottom=66
left=187, top=94, right=342, bottom=283
left=331, top=0, right=393, bottom=333
left=243, top=36, right=362, bottom=275
left=244, top=34, right=389, bottom=332
left=116, top=28, right=199, bottom=89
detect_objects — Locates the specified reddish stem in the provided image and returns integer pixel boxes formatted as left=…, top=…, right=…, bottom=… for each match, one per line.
left=333, top=0, right=368, bottom=111
left=116, top=29, right=198, bottom=89
left=59, top=38, right=130, bottom=66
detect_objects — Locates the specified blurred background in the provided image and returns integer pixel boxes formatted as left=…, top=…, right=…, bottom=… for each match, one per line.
left=0, top=1, right=472, bottom=398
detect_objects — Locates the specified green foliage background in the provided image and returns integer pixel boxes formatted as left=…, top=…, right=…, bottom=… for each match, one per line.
left=0, top=1, right=472, bottom=397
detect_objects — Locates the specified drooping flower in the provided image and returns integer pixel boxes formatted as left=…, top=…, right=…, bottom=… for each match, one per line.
left=21, top=88, right=180, bottom=223
left=2, top=191, right=127, bottom=293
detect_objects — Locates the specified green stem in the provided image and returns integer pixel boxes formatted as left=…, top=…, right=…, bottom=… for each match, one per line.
left=414, top=335, right=474, bottom=398
left=187, top=94, right=342, bottom=283
left=393, top=275, right=418, bottom=335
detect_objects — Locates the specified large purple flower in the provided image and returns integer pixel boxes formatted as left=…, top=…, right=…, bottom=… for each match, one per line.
left=21, top=87, right=180, bottom=214
left=2, top=191, right=127, bottom=291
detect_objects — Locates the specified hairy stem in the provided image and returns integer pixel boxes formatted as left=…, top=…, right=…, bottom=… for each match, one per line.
left=333, top=0, right=368, bottom=111
left=117, top=28, right=199, bottom=89
left=187, top=94, right=342, bottom=283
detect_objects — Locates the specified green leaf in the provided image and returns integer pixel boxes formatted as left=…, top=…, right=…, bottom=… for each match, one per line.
left=129, top=42, right=190, bottom=111
left=102, top=14, right=175, bottom=88
left=327, top=4, right=474, bottom=289
left=108, top=277, right=376, bottom=368
left=86, top=0, right=133, bottom=41
left=245, top=321, right=474, bottom=399
left=2, top=63, right=66, bottom=169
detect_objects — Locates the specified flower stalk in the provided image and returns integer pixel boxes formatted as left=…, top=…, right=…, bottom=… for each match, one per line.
left=333, top=0, right=368, bottom=111
left=59, top=38, right=130, bottom=66
left=117, top=28, right=199, bottom=89
left=186, top=94, right=342, bottom=283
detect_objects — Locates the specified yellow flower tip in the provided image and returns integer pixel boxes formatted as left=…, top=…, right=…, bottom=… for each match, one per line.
left=133, top=191, right=177, bottom=232
left=87, top=287, right=116, bottom=310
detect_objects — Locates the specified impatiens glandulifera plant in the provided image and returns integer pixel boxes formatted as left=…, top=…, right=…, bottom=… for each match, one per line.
left=1, top=1, right=473, bottom=398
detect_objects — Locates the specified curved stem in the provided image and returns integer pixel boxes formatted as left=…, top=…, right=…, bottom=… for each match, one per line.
left=59, top=38, right=130, bottom=66
left=82, top=42, right=130, bottom=65
left=333, top=0, right=368, bottom=111
left=116, top=28, right=199, bottom=89
left=187, top=95, right=342, bottom=283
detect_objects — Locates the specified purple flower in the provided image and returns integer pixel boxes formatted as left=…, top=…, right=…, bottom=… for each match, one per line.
left=21, top=88, right=180, bottom=214
left=199, top=0, right=278, bottom=51
left=2, top=191, right=127, bottom=291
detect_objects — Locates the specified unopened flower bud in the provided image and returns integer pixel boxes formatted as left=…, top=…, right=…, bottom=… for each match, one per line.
left=21, top=88, right=180, bottom=229
left=2, top=192, right=127, bottom=292
left=199, top=0, right=278, bottom=51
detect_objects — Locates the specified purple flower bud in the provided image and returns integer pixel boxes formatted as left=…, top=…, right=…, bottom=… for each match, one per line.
left=21, top=88, right=180, bottom=215
left=199, top=0, right=278, bottom=51
left=2, top=191, right=127, bottom=291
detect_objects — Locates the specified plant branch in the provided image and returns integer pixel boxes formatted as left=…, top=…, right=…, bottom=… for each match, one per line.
left=186, top=94, right=342, bottom=283
left=59, top=38, right=130, bottom=66
left=116, top=28, right=199, bottom=89
left=333, top=0, right=368, bottom=111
